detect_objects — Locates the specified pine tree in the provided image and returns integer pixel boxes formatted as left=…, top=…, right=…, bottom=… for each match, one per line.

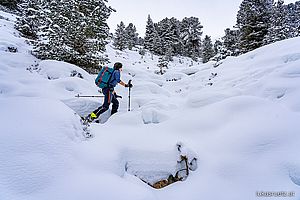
left=286, top=1, right=300, bottom=38
left=223, top=28, right=240, bottom=56
left=144, top=16, right=204, bottom=59
left=15, top=0, right=44, bottom=39
left=144, top=15, right=162, bottom=54
left=213, top=40, right=222, bottom=56
left=157, top=56, right=169, bottom=75
left=144, top=15, right=156, bottom=52
left=113, top=21, right=127, bottom=51
left=137, top=37, right=144, bottom=46
left=156, top=18, right=173, bottom=59
left=296, top=1, right=300, bottom=36
left=263, top=0, right=289, bottom=44
left=83, top=0, right=112, bottom=56
left=180, top=17, right=203, bottom=60
left=125, top=23, right=138, bottom=50
left=202, top=35, right=214, bottom=63
left=32, top=0, right=112, bottom=72
left=35, top=0, right=85, bottom=63
left=236, top=0, right=274, bottom=53
left=138, top=47, right=146, bottom=57
left=156, top=17, right=181, bottom=59
left=0, top=0, right=21, bottom=10
left=211, top=39, right=228, bottom=61
left=152, top=27, right=163, bottom=55
left=168, top=17, right=182, bottom=56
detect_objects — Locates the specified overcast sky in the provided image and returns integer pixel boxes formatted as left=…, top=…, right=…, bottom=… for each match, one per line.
left=107, top=0, right=297, bottom=40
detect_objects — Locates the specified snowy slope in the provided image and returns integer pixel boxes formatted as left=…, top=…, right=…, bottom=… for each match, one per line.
left=1, top=10, right=300, bottom=200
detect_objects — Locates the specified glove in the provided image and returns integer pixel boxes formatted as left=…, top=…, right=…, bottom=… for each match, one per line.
left=125, top=83, right=133, bottom=88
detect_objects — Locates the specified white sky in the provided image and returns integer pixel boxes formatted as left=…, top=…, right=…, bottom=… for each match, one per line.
left=107, top=0, right=297, bottom=40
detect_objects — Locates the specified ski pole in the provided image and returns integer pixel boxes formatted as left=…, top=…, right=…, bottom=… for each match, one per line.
left=75, top=94, right=104, bottom=98
left=75, top=94, right=122, bottom=98
left=128, top=80, right=132, bottom=111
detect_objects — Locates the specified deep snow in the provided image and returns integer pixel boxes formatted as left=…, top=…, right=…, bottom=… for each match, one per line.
left=1, top=10, right=300, bottom=200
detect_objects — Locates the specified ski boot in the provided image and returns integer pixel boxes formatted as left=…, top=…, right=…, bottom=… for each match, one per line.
left=83, top=112, right=97, bottom=124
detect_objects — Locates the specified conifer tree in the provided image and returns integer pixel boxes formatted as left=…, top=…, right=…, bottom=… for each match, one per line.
left=0, top=0, right=21, bottom=10
left=180, top=17, right=203, bottom=60
left=286, top=1, right=300, bottom=38
left=236, top=0, right=274, bottom=53
left=113, top=21, right=127, bottom=51
left=202, top=35, right=214, bottom=63
left=156, top=17, right=181, bottom=59
left=156, top=18, right=174, bottom=59
left=295, top=1, right=300, bottom=36
left=15, top=0, right=44, bottom=39
left=212, top=39, right=228, bottom=61
left=213, top=40, right=223, bottom=56
left=137, top=37, right=144, bottom=46
left=32, top=0, right=112, bottom=72
left=263, top=0, right=289, bottom=44
left=157, top=55, right=169, bottom=75
left=169, top=17, right=183, bottom=56
left=223, top=28, right=240, bottom=56
left=144, top=15, right=161, bottom=54
left=152, top=28, right=163, bottom=55
left=125, top=23, right=138, bottom=50
left=296, top=1, right=300, bottom=35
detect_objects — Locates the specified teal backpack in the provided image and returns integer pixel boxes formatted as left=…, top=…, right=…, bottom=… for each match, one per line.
left=95, top=67, right=115, bottom=88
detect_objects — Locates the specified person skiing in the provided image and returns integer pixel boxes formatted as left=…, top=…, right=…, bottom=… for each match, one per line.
left=85, top=62, right=132, bottom=122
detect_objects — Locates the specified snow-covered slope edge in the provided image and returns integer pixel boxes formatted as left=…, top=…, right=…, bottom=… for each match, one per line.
left=202, top=37, right=300, bottom=112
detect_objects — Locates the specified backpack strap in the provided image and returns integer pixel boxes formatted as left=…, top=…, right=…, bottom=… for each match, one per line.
left=107, top=69, right=115, bottom=88
left=96, top=67, right=109, bottom=87
left=96, top=67, right=115, bottom=88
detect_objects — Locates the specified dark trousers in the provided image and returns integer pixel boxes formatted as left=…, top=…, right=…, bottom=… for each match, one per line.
left=93, top=87, right=119, bottom=117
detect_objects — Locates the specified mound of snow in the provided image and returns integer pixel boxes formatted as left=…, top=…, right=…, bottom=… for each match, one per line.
left=38, top=60, right=93, bottom=81
left=184, top=37, right=300, bottom=113
left=141, top=108, right=169, bottom=124
left=163, top=71, right=188, bottom=82
left=0, top=97, right=82, bottom=198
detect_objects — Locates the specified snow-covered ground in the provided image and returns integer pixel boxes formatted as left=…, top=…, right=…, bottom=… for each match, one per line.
left=1, top=10, right=300, bottom=200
